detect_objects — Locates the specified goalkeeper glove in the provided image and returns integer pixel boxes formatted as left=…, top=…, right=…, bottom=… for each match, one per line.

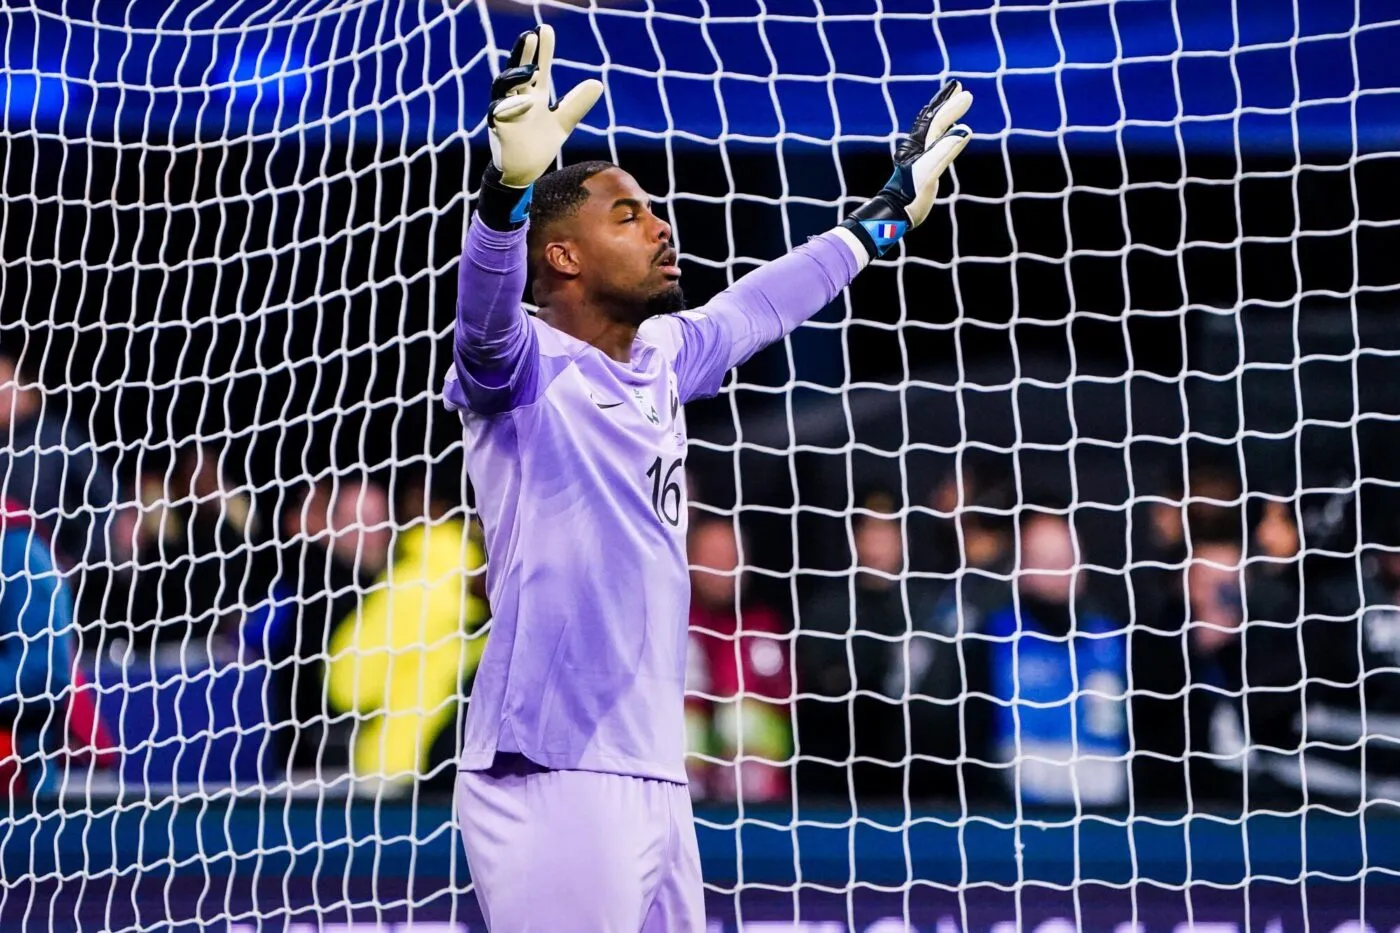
left=840, top=81, right=973, bottom=260
left=477, top=24, right=604, bottom=231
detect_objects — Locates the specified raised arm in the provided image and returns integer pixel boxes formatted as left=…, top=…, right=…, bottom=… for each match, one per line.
left=651, top=230, right=863, bottom=402
left=445, top=24, right=601, bottom=415
left=651, top=82, right=973, bottom=403
left=448, top=219, right=535, bottom=414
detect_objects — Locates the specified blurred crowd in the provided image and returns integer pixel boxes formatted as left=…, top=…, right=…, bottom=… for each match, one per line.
left=3, top=344, right=1400, bottom=814
left=0, top=348, right=491, bottom=798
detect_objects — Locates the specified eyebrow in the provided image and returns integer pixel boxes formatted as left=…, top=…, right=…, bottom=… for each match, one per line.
left=610, top=197, right=649, bottom=213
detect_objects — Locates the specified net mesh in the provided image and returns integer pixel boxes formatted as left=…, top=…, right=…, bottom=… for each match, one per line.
left=2, top=0, right=1399, bottom=930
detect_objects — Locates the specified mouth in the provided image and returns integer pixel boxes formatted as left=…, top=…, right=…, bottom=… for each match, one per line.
left=656, top=248, right=681, bottom=279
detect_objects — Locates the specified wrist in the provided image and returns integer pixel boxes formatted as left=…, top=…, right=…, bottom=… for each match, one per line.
left=476, top=164, right=534, bottom=232
left=829, top=226, right=872, bottom=272
left=840, top=192, right=911, bottom=260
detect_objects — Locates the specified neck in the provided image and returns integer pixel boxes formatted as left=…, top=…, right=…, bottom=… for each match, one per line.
left=538, top=300, right=639, bottom=363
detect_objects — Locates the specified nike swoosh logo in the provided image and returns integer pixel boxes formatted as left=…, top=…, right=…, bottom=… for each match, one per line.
left=595, top=401, right=623, bottom=410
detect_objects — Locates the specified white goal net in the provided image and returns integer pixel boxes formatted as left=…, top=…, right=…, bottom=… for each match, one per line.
left=1, top=0, right=1398, bottom=931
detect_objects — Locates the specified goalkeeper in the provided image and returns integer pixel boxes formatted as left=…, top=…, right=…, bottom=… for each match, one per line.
left=447, top=24, right=971, bottom=932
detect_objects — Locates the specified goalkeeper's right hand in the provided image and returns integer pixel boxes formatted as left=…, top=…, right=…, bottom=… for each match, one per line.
left=477, top=24, right=604, bottom=231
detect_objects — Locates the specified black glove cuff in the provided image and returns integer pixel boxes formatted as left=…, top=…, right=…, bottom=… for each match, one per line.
left=477, top=165, right=534, bottom=232
left=840, top=193, right=911, bottom=260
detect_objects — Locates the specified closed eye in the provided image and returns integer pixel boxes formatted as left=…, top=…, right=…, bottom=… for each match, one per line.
left=612, top=197, right=651, bottom=223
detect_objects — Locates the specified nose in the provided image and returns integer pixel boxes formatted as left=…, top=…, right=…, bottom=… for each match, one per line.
left=652, top=209, right=672, bottom=242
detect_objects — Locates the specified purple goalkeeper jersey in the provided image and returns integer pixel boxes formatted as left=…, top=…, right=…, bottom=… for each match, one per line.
left=444, top=218, right=861, bottom=783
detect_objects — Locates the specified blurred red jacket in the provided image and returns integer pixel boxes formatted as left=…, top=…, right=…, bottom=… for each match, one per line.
left=686, top=602, right=792, bottom=801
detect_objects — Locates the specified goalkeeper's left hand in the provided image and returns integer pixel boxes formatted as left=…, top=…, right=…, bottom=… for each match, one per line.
left=841, top=81, right=973, bottom=260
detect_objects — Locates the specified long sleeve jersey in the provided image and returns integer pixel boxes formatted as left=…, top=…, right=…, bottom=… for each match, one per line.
left=444, top=219, right=862, bottom=782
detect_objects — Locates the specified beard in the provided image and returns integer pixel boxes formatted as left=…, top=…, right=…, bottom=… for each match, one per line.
left=621, top=281, right=686, bottom=325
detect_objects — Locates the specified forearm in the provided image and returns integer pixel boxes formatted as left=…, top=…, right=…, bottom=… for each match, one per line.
left=453, top=216, right=530, bottom=379
left=705, top=228, right=867, bottom=370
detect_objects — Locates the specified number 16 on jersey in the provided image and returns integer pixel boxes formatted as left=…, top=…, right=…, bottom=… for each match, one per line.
left=647, top=456, right=684, bottom=527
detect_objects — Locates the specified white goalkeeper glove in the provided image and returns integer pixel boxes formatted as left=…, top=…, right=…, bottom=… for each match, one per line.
left=840, top=81, right=973, bottom=259
left=477, top=24, right=604, bottom=231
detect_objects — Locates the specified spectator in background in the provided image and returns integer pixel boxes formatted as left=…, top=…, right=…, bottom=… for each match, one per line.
left=131, top=442, right=266, bottom=651
left=1133, top=464, right=1243, bottom=631
left=1190, top=488, right=1400, bottom=808
left=1368, top=543, right=1400, bottom=608
left=0, top=499, right=76, bottom=797
left=796, top=490, right=940, bottom=801
left=268, top=476, right=390, bottom=771
left=0, top=348, right=135, bottom=623
left=1129, top=461, right=1241, bottom=806
left=326, top=471, right=487, bottom=795
left=921, top=454, right=1017, bottom=631
left=327, top=477, right=393, bottom=581
left=905, top=457, right=1015, bottom=802
left=1182, top=529, right=1246, bottom=802
left=982, top=512, right=1128, bottom=808
left=685, top=517, right=791, bottom=802
left=919, top=452, right=1015, bottom=580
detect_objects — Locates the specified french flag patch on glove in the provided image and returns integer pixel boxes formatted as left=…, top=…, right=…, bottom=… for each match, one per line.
left=861, top=218, right=908, bottom=252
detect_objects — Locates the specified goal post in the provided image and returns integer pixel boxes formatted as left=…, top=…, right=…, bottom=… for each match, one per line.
left=1, top=1, right=1398, bottom=931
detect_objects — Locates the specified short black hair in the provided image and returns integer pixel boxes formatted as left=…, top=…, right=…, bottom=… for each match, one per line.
left=526, top=159, right=616, bottom=262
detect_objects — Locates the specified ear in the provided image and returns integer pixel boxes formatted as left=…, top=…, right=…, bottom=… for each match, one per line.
left=543, top=240, right=581, bottom=278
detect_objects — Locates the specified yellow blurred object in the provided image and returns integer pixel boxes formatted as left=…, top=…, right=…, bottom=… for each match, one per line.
left=327, top=518, right=489, bottom=782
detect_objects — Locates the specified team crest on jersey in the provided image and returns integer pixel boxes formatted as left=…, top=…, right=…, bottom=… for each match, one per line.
left=633, top=387, right=660, bottom=424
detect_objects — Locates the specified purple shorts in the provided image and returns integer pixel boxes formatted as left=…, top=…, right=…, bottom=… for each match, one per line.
left=456, top=754, right=706, bottom=932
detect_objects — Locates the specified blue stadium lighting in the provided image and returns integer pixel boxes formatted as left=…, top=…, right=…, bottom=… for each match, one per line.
left=225, top=47, right=309, bottom=105
left=3, top=69, right=67, bottom=123
left=1, top=29, right=68, bottom=125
